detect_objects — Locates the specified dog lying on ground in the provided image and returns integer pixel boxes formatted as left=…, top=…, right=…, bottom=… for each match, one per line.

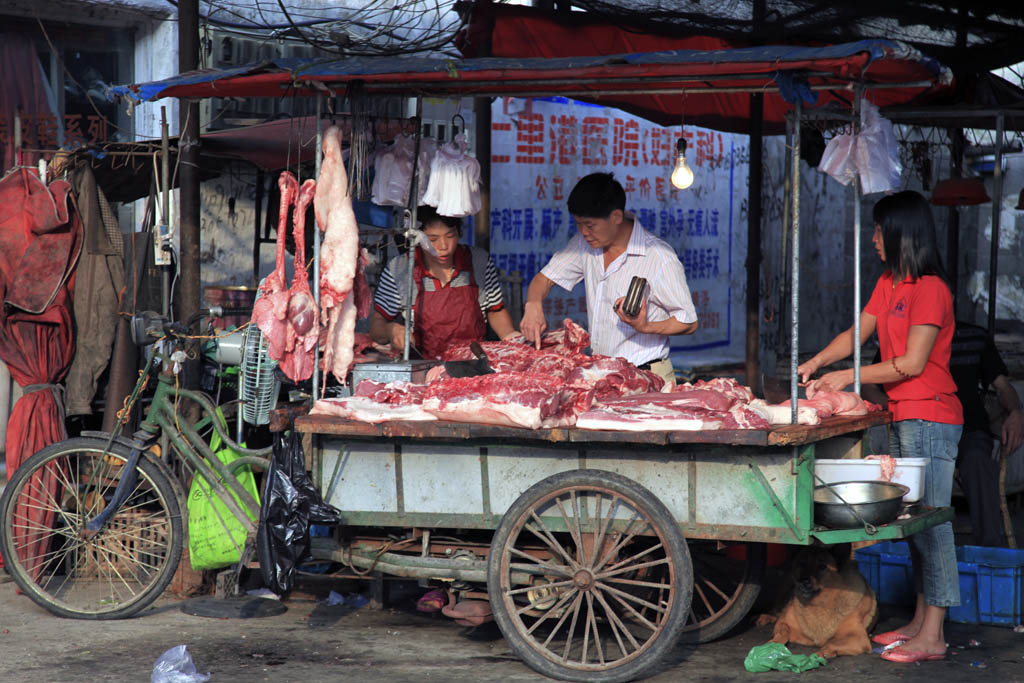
left=756, top=543, right=877, bottom=658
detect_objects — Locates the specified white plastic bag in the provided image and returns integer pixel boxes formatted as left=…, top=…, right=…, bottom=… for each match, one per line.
left=151, top=645, right=211, bottom=683
left=818, top=131, right=857, bottom=186
left=853, top=101, right=902, bottom=194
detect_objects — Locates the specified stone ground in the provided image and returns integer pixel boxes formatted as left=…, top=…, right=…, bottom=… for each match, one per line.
left=1, top=558, right=1022, bottom=683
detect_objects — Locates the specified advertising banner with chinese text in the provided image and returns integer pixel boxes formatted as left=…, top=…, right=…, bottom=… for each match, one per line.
left=488, top=97, right=749, bottom=363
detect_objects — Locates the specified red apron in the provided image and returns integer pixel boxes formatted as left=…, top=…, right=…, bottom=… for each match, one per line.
left=414, top=245, right=487, bottom=358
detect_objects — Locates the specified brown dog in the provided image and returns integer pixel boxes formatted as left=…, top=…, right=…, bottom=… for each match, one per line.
left=760, top=544, right=877, bottom=658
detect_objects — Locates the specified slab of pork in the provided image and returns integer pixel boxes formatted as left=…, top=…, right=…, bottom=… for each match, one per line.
left=315, top=126, right=361, bottom=384
left=252, top=171, right=298, bottom=362
left=279, top=178, right=317, bottom=381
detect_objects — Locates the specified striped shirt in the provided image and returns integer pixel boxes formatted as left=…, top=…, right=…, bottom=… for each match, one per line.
left=374, top=245, right=505, bottom=320
left=541, top=219, right=697, bottom=365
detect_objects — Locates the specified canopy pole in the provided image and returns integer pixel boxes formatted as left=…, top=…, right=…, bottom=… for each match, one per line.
left=790, top=100, right=802, bottom=425
left=312, top=95, right=323, bottom=401
left=404, top=97, right=424, bottom=361
left=852, top=86, right=862, bottom=394
left=746, top=92, right=763, bottom=395
left=474, top=97, right=492, bottom=252
left=988, top=112, right=1004, bottom=333
left=160, top=107, right=171, bottom=318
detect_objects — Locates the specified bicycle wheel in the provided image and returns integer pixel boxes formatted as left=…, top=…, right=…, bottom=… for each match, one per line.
left=0, top=437, right=183, bottom=619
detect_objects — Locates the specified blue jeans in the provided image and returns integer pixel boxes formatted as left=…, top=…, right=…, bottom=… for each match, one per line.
left=889, top=419, right=963, bottom=607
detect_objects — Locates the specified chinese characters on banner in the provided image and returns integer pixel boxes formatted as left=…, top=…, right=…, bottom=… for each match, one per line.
left=488, top=97, right=748, bottom=361
left=0, top=112, right=106, bottom=153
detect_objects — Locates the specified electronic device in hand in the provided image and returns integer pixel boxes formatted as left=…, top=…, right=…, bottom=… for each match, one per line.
left=621, top=276, right=647, bottom=317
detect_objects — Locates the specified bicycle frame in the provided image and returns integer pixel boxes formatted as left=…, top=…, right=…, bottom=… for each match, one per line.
left=87, top=361, right=272, bottom=539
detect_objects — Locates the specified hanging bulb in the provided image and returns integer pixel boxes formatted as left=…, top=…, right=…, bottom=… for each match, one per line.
left=670, top=137, right=694, bottom=190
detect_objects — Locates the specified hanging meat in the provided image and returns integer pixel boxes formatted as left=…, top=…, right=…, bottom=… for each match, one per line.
left=278, top=178, right=318, bottom=381
left=315, top=125, right=361, bottom=384
left=252, top=171, right=298, bottom=363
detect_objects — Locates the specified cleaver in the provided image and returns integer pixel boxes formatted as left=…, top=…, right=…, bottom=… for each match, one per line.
left=762, top=374, right=808, bottom=404
left=444, top=341, right=495, bottom=378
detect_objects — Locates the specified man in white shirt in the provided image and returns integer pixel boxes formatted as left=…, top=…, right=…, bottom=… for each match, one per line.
left=520, top=173, right=698, bottom=385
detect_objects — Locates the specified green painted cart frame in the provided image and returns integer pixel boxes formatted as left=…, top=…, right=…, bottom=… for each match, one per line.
left=295, top=411, right=948, bottom=682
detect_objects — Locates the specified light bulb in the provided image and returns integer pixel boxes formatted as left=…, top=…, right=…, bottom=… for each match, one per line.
left=670, top=137, right=694, bottom=190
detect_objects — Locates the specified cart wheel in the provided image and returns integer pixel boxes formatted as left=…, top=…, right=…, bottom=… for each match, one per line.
left=680, top=541, right=765, bottom=642
left=488, top=470, right=692, bottom=683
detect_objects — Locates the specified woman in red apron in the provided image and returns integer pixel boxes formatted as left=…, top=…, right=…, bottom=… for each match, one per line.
left=370, top=207, right=516, bottom=358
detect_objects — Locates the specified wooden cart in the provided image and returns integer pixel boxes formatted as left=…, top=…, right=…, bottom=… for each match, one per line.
left=296, top=411, right=950, bottom=682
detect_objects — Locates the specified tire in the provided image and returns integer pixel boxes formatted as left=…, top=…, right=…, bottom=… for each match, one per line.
left=488, top=470, right=692, bottom=683
left=680, top=541, right=765, bottom=643
left=0, top=437, right=183, bottom=619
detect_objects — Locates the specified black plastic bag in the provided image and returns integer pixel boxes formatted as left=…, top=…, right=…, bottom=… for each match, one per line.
left=258, top=430, right=341, bottom=595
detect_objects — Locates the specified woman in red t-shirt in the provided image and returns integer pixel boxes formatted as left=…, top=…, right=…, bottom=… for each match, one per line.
left=798, top=191, right=962, bottom=664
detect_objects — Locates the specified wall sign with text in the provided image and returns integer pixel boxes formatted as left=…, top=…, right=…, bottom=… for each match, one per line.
left=489, top=97, right=749, bottom=360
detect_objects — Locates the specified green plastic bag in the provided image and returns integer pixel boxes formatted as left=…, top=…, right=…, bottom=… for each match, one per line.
left=187, top=411, right=260, bottom=571
left=744, top=642, right=827, bottom=673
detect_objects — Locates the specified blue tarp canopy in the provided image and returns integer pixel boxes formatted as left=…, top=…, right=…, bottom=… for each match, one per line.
left=110, top=39, right=952, bottom=133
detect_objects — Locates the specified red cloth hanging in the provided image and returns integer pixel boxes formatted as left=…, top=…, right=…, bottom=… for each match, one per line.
left=0, top=168, right=82, bottom=570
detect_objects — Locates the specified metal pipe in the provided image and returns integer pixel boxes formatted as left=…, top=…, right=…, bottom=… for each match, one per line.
left=284, top=79, right=934, bottom=99
left=790, top=100, right=802, bottom=425
left=852, top=87, right=862, bottom=394
left=403, top=97, right=423, bottom=361
left=946, top=127, right=964, bottom=313
left=775, top=114, right=794, bottom=369
left=988, top=112, right=1004, bottom=333
left=311, top=544, right=534, bottom=584
left=746, top=93, right=763, bottom=394
left=178, top=0, right=201, bottom=386
left=474, top=96, right=492, bottom=252
left=313, top=95, right=322, bottom=400
left=160, top=107, right=171, bottom=317
left=252, top=168, right=264, bottom=285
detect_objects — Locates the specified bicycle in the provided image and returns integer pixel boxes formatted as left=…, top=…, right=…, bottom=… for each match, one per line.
left=0, top=310, right=273, bottom=619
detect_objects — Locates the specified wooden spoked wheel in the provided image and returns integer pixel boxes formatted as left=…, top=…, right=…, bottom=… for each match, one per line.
left=488, top=470, right=692, bottom=683
left=681, top=541, right=766, bottom=642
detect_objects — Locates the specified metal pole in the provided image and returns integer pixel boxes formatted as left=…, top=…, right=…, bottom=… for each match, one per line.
left=178, top=0, right=200, bottom=313
left=775, top=115, right=794, bottom=369
left=852, top=87, right=862, bottom=394
left=474, top=97, right=492, bottom=251
left=403, top=97, right=424, bottom=361
left=252, top=169, right=264, bottom=285
left=160, top=107, right=171, bottom=318
left=988, top=112, right=1004, bottom=333
left=746, top=92, right=763, bottom=394
left=790, top=101, right=802, bottom=425
left=946, top=127, right=964, bottom=314
left=313, top=95, right=323, bottom=400
left=178, top=0, right=201, bottom=390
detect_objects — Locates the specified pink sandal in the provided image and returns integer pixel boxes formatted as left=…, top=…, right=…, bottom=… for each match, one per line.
left=416, top=589, right=446, bottom=613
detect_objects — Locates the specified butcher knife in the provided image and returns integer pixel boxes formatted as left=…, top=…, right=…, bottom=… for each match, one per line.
left=443, top=341, right=495, bottom=378
left=762, top=374, right=808, bottom=404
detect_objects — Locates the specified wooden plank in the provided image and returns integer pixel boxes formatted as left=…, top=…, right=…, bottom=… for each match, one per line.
left=766, top=413, right=891, bottom=446
left=295, top=410, right=892, bottom=448
left=296, top=413, right=384, bottom=437
left=269, top=404, right=311, bottom=432
left=667, top=428, right=769, bottom=446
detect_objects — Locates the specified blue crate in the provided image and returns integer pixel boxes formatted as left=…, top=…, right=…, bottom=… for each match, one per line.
left=856, top=541, right=914, bottom=606
left=855, top=541, right=1024, bottom=626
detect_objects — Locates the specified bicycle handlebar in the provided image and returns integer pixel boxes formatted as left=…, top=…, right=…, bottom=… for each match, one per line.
left=133, top=308, right=254, bottom=345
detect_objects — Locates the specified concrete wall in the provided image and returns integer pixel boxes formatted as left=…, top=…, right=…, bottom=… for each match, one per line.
left=968, top=153, right=1024, bottom=326
left=758, top=137, right=856, bottom=375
